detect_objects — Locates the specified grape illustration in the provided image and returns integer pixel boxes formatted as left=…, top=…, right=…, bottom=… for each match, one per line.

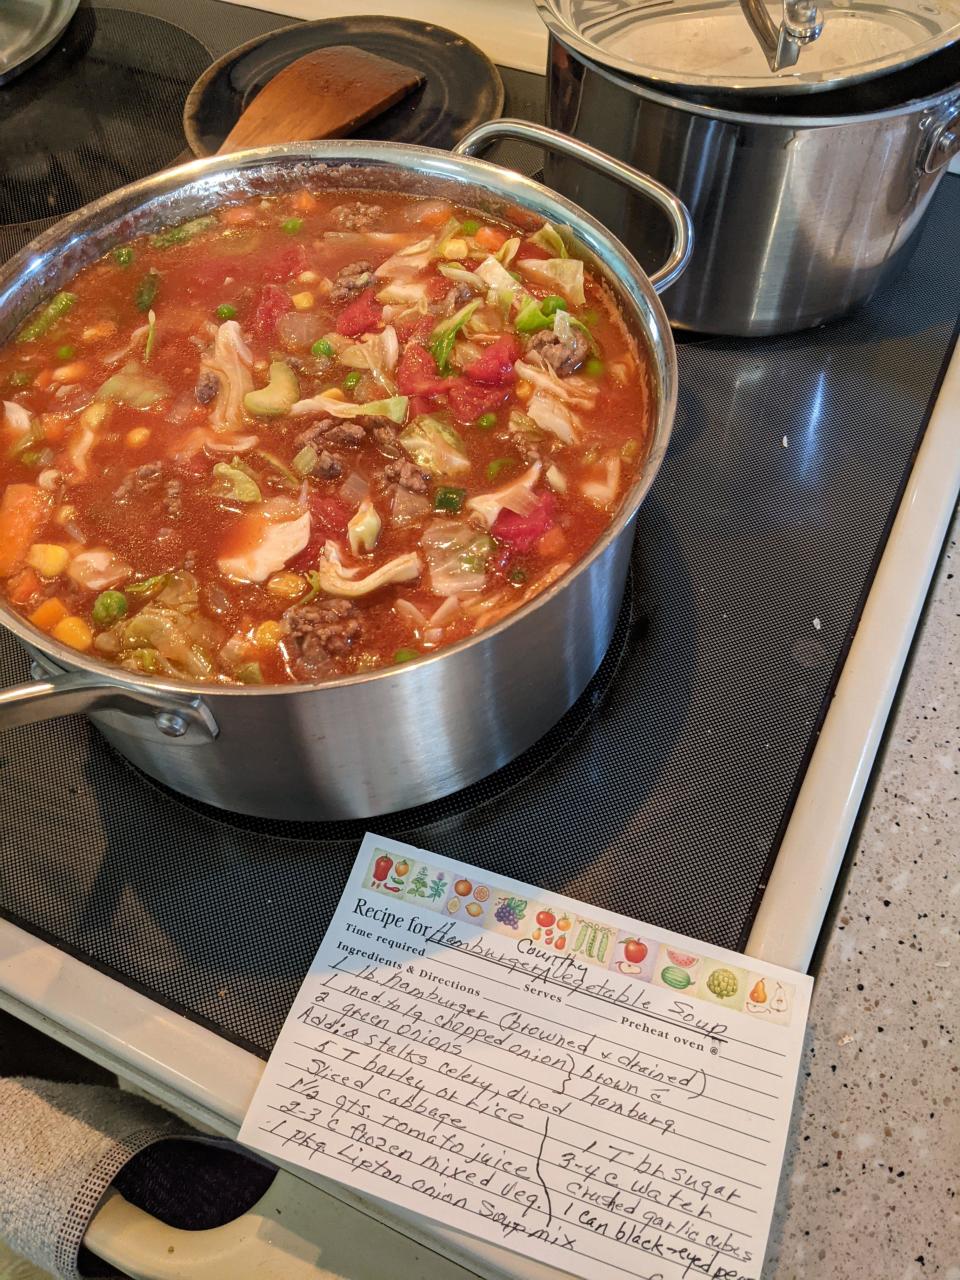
left=494, top=897, right=526, bottom=929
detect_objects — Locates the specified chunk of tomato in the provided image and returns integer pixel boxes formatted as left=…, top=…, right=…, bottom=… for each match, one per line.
left=448, top=380, right=509, bottom=425
left=262, top=243, right=307, bottom=282
left=397, top=343, right=455, bottom=397
left=251, top=284, right=291, bottom=343
left=336, top=288, right=383, bottom=338
left=288, top=493, right=351, bottom=570
left=465, top=335, right=519, bottom=386
left=491, top=492, right=555, bottom=554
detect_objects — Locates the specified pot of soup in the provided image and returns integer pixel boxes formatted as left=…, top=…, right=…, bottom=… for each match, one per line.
left=0, top=124, right=691, bottom=819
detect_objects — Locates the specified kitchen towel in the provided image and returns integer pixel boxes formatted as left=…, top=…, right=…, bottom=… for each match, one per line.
left=0, top=1076, right=181, bottom=1280
left=0, top=1076, right=278, bottom=1280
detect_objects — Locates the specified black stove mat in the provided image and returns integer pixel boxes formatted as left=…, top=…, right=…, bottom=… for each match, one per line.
left=1, top=0, right=958, bottom=1061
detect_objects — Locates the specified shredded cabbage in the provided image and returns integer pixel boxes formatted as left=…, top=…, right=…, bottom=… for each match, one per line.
left=290, top=393, right=408, bottom=424
left=212, top=461, right=261, bottom=504
left=466, top=461, right=542, bottom=528
left=339, top=325, right=399, bottom=392
left=516, top=256, right=585, bottom=306
left=217, top=507, right=310, bottom=583
left=582, top=456, right=623, bottom=507
left=429, top=301, right=481, bottom=376
left=476, top=256, right=523, bottom=311
left=95, top=365, right=169, bottom=408
left=495, top=237, right=521, bottom=266
left=347, top=498, right=382, bottom=555
left=316, top=540, right=421, bottom=598
left=422, top=521, right=493, bottom=596
left=529, top=222, right=568, bottom=258
left=202, top=320, right=254, bottom=432
left=399, top=415, right=470, bottom=476
left=2, top=400, right=32, bottom=435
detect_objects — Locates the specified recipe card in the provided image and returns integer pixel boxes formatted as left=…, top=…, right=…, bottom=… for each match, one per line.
left=240, top=835, right=813, bottom=1280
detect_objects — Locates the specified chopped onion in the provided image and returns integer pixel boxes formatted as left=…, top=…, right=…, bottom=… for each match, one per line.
left=581, top=456, right=622, bottom=507
left=339, top=471, right=370, bottom=508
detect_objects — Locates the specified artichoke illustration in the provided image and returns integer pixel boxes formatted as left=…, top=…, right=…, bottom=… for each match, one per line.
left=706, top=968, right=739, bottom=999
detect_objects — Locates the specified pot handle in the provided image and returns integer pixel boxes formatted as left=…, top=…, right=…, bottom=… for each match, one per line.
left=452, top=119, right=694, bottom=293
left=920, top=100, right=960, bottom=174
left=0, top=667, right=218, bottom=743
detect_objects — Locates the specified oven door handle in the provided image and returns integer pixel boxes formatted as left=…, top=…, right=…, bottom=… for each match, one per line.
left=85, top=1172, right=474, bottom=1280
left=452, top=118, right=694, bottom=293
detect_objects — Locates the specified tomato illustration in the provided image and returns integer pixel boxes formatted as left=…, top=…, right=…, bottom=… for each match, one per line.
left=536, top=909, right=556, bottom=928
left=623, top=939, right=648, bottom=965
left=372, top=855, right=393, bottom=883
left=556, top=915, right=572, bottom=932
left=555, top=936, right=566, bottom=950
left=395, top=860, right=410, bottom=878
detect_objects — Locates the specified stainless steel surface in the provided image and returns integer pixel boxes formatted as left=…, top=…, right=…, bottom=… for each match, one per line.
left=545, top=35, right=960, bottom=335
left=452, top=118, right=693, bottom=292
left=0, top=0, right=78, bottom=85
left=0, top=660, right=218, bottom=744
left=536, top=0, right=960, bottom=97
left=741, top=0, right=822, bottom=72
left=0, top=139, right=679, bottom=820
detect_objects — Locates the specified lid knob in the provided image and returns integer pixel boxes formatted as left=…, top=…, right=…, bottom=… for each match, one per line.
left=741, top=0, right=823, bottom=71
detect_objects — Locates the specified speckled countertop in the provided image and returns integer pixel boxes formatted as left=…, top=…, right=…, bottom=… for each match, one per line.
left=766, top=514, right=959, bottom=1279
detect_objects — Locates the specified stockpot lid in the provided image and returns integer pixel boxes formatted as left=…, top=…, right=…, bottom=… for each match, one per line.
left=535, top=0, right=960, bottom=96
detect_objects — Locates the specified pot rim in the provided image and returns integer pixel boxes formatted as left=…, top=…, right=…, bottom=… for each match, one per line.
left=547, top=28, right=960, bottom=127
left=0, top=139, right=676, bottom=701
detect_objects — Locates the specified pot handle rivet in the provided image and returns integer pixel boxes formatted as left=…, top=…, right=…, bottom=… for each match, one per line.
left=453, top=119, right=694, bottom=293
left=155, top=710, right=189, bottom=738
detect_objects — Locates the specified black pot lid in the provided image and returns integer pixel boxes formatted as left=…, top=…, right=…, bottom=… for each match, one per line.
left=536, top=0, right=960, bottom=95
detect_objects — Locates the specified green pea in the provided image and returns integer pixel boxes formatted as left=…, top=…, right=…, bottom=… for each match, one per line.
left=584, top=357, right=604, bottom=378
left=433, top=486, right=466, bottom=513
left=113, top=247, right=134, bottom=267
left=216, top=303, right=237, bottom=320
left=486, top=457, right=515, bottom=482
left=475, top=412, right=496, bottom=430
left=508, top=566, right=528, bottom=584
left=393, top=647, right=420, bottom=664
left=343, top=371, right=361, bottom=390
left=56, top=344, right=75, bottom=360
left=281, top=217, right=303, bottom=235
left=459, top=219, right=480, bottom=235
left=92, top=590, right=128, bottom=626
left=311, top=338, right=334, bottom=358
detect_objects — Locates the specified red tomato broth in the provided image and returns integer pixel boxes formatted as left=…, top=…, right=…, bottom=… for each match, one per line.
left=0, top=189, right=654, bottom=684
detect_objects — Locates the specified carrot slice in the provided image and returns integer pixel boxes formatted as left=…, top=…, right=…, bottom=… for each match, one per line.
left=0, top=484, right=48, bottom=576
left=28, top=597, right=67, bottom=632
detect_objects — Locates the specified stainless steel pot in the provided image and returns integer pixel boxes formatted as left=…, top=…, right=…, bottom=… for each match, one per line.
left=0, top=123, right=692, bottom=820
left=540, top=20, right=960, bottom=335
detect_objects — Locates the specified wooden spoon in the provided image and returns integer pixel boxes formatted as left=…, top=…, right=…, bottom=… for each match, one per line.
left=217, top=45, right=425, bottom=153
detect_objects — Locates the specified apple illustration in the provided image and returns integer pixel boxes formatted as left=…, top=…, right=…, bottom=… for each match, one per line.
left=623, top=938, right=648, bottom=965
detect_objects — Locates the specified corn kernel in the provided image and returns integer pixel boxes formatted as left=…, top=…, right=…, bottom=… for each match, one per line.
left=26, top=543, right=70, bottom=577
left=442, top=238, right=469, bottom=260
left=254, top=620, right=283, bottom=649
left=515, top=380, right=532, bottom=400
left=28, top=597, right=68, bottom=632
left=290, top=291, right=314, bottom=311
left=266, top=572, right=306, bottom=599
left=55, top=504, right=76, bottom=525
left=126, top=427, right=151, bottom=448
left=297, top=270, right=319, bottom=284
left=52, top=615, right=93, bottom=651
left=323, top=386, right=345, bottom=401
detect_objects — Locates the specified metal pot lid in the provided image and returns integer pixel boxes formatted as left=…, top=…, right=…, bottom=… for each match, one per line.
left=536, top=0, right=960, bottom=95
left=0, top=0, right=79, bottom=86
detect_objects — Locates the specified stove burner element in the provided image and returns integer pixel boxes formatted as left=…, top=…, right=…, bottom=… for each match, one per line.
left=0, top=7, right=210, bottom=228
